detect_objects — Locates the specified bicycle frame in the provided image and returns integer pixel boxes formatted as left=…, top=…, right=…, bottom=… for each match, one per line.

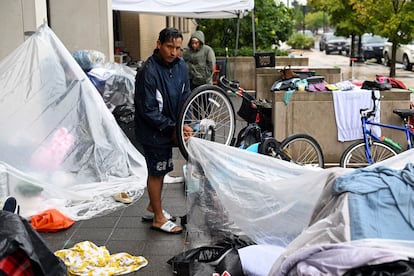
left=360, top=100, right=414, bottom=164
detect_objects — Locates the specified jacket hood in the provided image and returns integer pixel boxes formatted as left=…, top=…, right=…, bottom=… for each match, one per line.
left=188, top=30, right=205, bottom=48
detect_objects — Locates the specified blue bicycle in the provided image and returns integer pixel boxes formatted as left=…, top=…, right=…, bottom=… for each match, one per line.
left=340, top=91, right=414, bottom=168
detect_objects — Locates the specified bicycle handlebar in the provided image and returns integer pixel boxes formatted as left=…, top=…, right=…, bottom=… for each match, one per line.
left=219, top=76, right=241, bottom=92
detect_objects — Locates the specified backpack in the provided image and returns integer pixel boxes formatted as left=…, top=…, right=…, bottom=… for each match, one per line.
left=236, top=124, right=262, bottom=149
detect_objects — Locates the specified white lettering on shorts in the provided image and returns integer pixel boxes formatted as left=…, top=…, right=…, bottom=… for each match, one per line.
left=156, top=161, right=167, bottom=171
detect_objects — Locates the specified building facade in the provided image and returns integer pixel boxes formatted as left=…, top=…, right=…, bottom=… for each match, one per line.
left=0, top=0, right=196, bottom=63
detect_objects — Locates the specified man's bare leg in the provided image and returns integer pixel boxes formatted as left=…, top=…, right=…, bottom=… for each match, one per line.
left=147, top=175, right=182, bottom=232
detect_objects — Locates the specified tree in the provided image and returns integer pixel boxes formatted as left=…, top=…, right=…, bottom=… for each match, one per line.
left=309, top=0, right=414, bottom=77
left=308, top=0, right=367, bottom=66
left=349, top=0, right=414, bottom=77
left=196, top=0, right=293, bottom=56
left=305, top=11, right=327, bottom=34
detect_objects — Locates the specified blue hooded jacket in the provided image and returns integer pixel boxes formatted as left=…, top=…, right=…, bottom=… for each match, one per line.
left=134, top=49, right=191, bottom=147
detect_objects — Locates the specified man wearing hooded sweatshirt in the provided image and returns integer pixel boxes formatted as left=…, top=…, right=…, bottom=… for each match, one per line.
left=183, top=30, right=216, bottom=91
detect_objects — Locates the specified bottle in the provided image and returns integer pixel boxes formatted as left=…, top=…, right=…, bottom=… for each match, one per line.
left=380, top=136, right=402, bottom=151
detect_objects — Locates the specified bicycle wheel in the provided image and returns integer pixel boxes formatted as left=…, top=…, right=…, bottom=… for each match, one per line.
left=279, top=134, right=325, bottom=168
left=340, top=140, right=398, bottom=168
left=177, top=85, right=236, bottom=160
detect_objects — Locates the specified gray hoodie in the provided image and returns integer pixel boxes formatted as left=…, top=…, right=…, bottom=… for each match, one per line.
left=183, top=30, right=216, bottom=88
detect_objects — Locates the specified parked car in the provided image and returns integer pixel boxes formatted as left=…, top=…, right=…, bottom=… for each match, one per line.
left=383, top=40, right=414, bottom=70
left=361, top=34, right=387, bottom=64
left=319, top=32, right=333, bottom=51
left=319, top=32, right=349, bottom=55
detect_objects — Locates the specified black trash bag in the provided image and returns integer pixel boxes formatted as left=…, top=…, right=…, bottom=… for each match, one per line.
left=0, top=211, right=67, bottom=276
left=168, top=245, right=232, bottom=276
left=168, top=235, right=254, bottom=276
left=112, top=104, right=135, bottom=125
left=191, top=248, right=244, bottom=276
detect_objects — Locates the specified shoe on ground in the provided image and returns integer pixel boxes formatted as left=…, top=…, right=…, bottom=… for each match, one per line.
left=2, top=196, right=20, bottom=214
left=164, top=174, right=184, bottom=184
left=150, top=220, right=183, bottom=234
left=113, top=192, right=132, bottom=204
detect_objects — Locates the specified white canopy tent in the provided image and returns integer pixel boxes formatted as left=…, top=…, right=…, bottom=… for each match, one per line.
left=112, top=0, right=256, bottom=54
left=112, top=0, right=254, bottom=19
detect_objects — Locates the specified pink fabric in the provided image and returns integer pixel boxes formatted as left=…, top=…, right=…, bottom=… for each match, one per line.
left=31, top=127, right=75, bottom=170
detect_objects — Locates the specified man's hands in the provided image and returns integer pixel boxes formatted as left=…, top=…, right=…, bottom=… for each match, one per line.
left=183, top=125, right=193, bottom=141
left=172, top=124, right=193, bottom=145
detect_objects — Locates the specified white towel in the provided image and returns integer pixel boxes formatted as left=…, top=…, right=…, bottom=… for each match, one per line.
left=332, top=89, right=381, bottom=142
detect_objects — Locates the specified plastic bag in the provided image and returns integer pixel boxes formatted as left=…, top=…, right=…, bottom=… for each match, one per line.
left=30, top=209, right=75, bottom=232
left=167, top=236, right=251, bottom=276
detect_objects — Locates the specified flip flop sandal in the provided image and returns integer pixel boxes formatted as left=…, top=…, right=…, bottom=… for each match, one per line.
left=113, top=192, right=132, bottom=204
left=141, top=209, right=177, bottom=222
left=150, top=220, right=183, bottom=234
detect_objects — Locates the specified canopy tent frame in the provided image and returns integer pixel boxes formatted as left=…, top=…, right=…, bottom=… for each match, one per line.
left=112, top=0, right=256, bottom=57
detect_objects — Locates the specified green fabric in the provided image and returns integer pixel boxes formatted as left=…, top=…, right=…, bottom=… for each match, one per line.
left=283, top=89, right=296, bottom=105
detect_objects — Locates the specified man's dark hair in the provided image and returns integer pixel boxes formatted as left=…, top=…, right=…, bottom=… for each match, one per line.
left=158, top=28, right=183, bottom=44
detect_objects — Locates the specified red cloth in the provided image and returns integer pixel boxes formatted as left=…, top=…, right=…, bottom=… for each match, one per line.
left=376, top=74, right=407, bottom=89
left=0, top=249, right=34, bottom=276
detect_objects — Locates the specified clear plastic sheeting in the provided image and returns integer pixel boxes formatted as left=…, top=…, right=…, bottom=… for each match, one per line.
left=185, top=137, right=329, bottom=247
left=185, top=138, right=414, bottom=248
left=0, top=24, right=147, bottom=220
left=72, top=49, right=106, bottom=72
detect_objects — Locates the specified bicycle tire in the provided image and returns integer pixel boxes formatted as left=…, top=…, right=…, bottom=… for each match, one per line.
left=177, top=84, right=236, bottom=160
left=279, top=133, right=325, bottom=168
left=340, top=140, right=398, bottom=168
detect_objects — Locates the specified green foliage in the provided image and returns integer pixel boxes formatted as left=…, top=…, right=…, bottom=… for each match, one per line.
left=305, top=11, right=328, bottom=32
left=308, top=0, right=414, bottom=76
left=196, top=0, right=294, bottom=57
left=287, top=33, right=315, bottom=49
left=213, top=46, right=288, bottom=57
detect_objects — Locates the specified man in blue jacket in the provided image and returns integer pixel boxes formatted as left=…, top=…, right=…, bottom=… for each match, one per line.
left=134, top=28, right=192, bottom=234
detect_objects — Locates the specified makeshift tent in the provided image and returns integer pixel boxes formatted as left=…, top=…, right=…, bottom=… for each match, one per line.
left=112, top=0, right=256, bottom=54
left=184, top=137, right=414, bottom=274
left=185, top=137, right=414, bottom=275
left=0, top=24, right=147, bottom=220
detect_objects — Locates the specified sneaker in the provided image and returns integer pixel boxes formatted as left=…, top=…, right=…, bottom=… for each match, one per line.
left=2, top=196, right=20, bottom=214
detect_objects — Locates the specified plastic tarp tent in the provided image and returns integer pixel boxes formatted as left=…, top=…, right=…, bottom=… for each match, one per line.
left=0, top=24, right=147, bottom=220
left=185, top=137, right=414, bottom=273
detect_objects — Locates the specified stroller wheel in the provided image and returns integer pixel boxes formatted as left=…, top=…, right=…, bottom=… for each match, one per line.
left=258, top=138, right=281, bottom=158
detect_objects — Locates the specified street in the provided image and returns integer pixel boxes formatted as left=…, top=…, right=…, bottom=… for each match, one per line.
left=289, top=47, right=414, bottom=89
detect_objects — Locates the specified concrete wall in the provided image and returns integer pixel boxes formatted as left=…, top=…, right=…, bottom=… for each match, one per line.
left=0, top=0, right=47, bottom=60
left=48, top=0, right=114, bottom=61
left=117, top=12, right=196, bottom=62
left=0, top=0, right=196, bottom=64
left=221, top=57, right=311, bottom=93
left=272, top=90, right=411, bottom=165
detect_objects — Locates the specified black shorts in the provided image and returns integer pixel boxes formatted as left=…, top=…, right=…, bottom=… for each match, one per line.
left=142, top=145, right=174, bottom=177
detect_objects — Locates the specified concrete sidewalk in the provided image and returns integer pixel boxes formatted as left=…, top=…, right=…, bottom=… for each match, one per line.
left=39, top=93, right=245, bottom=275
left=40, top=175, right=188, bottom=275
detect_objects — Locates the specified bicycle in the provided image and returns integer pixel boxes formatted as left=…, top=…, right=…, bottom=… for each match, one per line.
left=340, top=90, right=414, bottom=168
left=176, top=76, right=325, bottom=168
